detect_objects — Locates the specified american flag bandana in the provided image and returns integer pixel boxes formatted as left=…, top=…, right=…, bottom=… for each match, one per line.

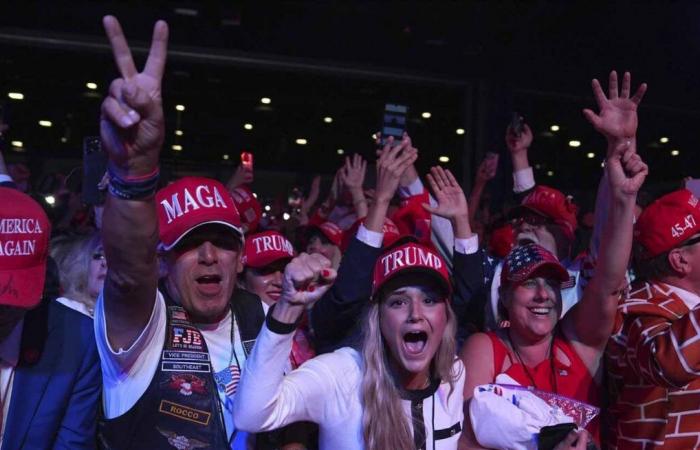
left=214, top=364, right=241, bottom=397
left=501, top=244, right=568, bottom=285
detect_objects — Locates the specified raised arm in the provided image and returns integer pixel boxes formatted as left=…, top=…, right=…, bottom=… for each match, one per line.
left=234, top=254, right=338, bottom=431
left=506, top=121, right=535, bottom=196
left=225, top=163, right=254, bottom=192
left=565, top=71, right=648, bottom=354
left=339, top=153, right=368, bottom=219
left=468, top=154, right=498, bottom=230
left=100, top=16, right=168, bottom=350
left=310, top=140, right=415, bottom=352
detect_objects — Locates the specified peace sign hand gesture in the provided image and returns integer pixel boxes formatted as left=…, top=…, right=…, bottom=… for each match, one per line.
left=100, top=16, right=168, bottom=177
left=583, top=71, right=646, bottom=147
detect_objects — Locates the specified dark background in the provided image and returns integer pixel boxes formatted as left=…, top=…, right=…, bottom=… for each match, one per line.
left=0, top=2, right=697, bottom=204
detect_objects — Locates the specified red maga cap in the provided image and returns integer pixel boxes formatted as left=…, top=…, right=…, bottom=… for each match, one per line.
left=307, top=221, right=343, bottom=247
left=500, top=243, right=569, bottom=286
left=508, top=186, right=578, bottom=240
left=0, top=187, right=51, bottom=308
left=372, top=241, right=450, bottom=298
left=634, top=189, right=700, bottom=258
left=230, top=185, right=262, bottom=234
left=243, top=230, right=295, bottom=268
left=156, top=177, right=243, bottom=251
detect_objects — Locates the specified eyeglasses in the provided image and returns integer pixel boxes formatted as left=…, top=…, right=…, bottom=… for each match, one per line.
left=510, top=214, right=552, bottom=228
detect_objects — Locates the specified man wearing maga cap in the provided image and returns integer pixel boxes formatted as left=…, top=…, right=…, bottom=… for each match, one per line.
left=94, top=17, right=272, bottom=449
left=0, top=186, right=100, bottom=449
left=606, top=188, right=700, bottom=448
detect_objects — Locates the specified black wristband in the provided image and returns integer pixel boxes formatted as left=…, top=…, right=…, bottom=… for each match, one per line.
left=107, top=165, right=160, bottom=200
left=266, top=304, right=300, bottom=334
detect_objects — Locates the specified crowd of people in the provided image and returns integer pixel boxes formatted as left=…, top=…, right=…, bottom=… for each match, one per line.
left=2, top=15, right=700, bottom=450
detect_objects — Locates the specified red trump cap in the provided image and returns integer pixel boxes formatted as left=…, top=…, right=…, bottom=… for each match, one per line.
left=372, top=241, right=450, bottom=299
left=243, top=230, right=295, bottom=268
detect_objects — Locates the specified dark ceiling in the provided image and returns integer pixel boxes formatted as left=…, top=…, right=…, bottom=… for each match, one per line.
left=0, top=1, right=698, bottom=197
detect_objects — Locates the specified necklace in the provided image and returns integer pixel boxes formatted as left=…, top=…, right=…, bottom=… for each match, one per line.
left=505, top=328, right=558, bottom=394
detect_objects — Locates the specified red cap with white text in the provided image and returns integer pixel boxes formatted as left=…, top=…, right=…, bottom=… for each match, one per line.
left=243, top=230, right=295, bottom=268
left=156, top=177, right=243, bottom=251
left=0, top=187, right=51, bottom=308
left=634, top=189, right=700, bottom=258
left=371, top=241, right=450, bottom=299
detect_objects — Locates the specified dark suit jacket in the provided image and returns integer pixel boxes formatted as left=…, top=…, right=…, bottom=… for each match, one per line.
left=2, top=300, right=101, bottom=449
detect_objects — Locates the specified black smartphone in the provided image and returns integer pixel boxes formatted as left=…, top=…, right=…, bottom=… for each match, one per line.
left=381, top=103, right=408, bottom=147
left=538, top=423, right=577, bottom=450
left=82, top=136, right=107, bottom=206
left=510, top=112, right=524, bottom=137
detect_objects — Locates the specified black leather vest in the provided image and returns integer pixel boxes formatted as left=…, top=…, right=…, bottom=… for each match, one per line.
left=98, top=288, right=265, bottom=450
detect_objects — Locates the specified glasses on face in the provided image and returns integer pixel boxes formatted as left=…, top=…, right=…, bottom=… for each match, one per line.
left=174, top=233, right=241, bottom=254
left=510, top=214, right=552, bottom=228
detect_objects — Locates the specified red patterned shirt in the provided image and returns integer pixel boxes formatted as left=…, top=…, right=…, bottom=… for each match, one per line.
left=607, top=281, right=700, bottom=449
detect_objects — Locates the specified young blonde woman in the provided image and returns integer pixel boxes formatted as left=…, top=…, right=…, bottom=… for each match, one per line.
left=233, top=239, right=464, bottom=450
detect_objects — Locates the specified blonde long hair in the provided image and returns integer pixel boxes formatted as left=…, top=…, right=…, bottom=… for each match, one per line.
left=360, top=294, right=459, bottom=450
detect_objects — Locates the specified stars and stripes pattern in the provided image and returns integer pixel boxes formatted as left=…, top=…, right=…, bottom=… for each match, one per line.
left=214, top=364, right=241, bottom=397
left=504, top=244, right=555, bottom=283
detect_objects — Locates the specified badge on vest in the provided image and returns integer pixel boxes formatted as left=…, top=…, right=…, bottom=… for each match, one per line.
left=163, top=374, right=208, bottom=397
left=171, top=326, right=205, bottom=351
left=156, top=427, right=208, bottom=449
left=158, top=400, right=211, bottom=426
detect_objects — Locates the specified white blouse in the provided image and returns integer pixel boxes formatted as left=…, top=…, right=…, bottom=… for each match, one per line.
left=233, top=322, right=465, bottom=450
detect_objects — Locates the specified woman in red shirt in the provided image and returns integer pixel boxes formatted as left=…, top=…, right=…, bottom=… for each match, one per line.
left=460, top=71, right=648, bottom=449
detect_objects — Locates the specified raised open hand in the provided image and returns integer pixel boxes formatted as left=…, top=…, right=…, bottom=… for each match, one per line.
left=422, top=166, right=469, bottom=220
left=607, top=140, right=648, bottom=199
left=583, top=71, right=647, bottom=143
left=375, top=137, right=418, bottom=204
left=100, top=16, right=168, bottom=177
left=339, top=154, right=367, bottom=191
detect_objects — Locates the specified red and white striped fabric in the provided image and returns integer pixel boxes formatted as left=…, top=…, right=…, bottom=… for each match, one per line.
left=606, top=280, right=700, bottom=449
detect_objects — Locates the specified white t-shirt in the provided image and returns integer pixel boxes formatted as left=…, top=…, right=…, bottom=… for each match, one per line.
left=94, top=290, right=249, bottom=446
left=233, top=322, right=466, bottom=450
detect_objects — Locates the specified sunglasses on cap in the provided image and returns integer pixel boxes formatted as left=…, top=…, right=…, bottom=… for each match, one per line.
left=680, top=234, right=700, bottom=249
left=510, top=213, right=553, bottom=228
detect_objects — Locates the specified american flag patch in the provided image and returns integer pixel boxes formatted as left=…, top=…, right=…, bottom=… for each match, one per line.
left=171, top=310, right=187, bottom=321
left=561, top=276, right=576, bottom=290
left=214, top=364, right=241, bottom=397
